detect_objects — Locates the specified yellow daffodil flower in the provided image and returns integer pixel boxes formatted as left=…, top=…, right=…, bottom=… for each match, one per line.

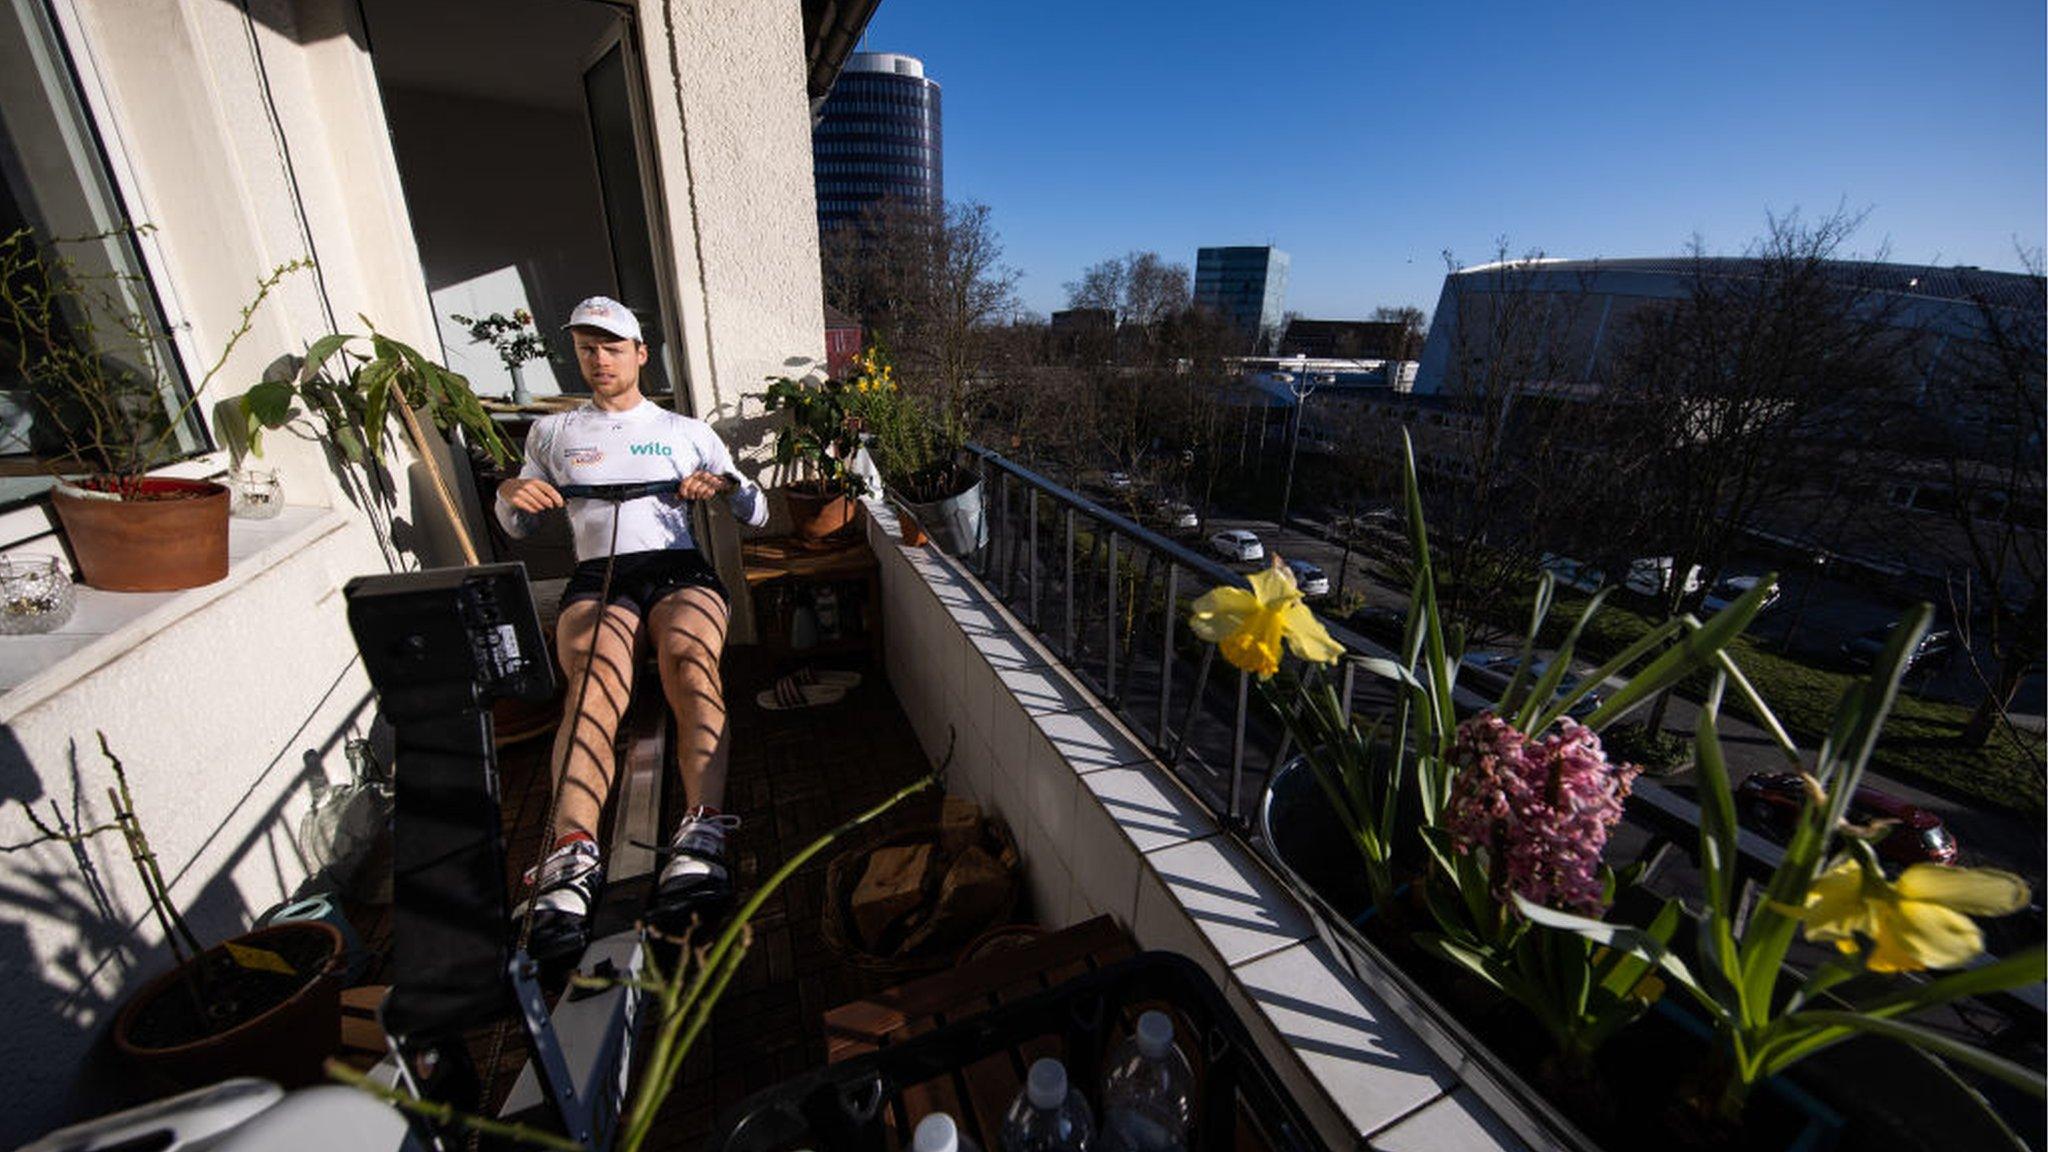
left=1189, top=560, right=1343, bottom=678
left=1783, top=855, right=2030, bottom=972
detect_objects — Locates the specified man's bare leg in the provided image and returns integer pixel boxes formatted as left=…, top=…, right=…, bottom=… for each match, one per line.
left=646, top=586, right=734, bottom=925
left=548, top=598, right=641, bottom=843
left=521, top=597, right=640, bottom=962
left=648, top=586, right=731, bottom=807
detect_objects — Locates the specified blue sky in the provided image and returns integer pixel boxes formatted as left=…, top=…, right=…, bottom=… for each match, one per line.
left=856, top=0, right=2047, bottom=321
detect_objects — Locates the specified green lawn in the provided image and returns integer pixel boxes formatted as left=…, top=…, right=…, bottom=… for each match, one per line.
left=1522, top=593, right=2047, bottom=820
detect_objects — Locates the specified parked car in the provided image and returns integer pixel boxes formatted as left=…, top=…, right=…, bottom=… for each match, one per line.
left=1540, top=553, right=1605, bottom=594
left=1156, top=500, right=1200, bottom=533
left=1207, top=528, right=1264, bottom=563
left=1621, top=556, right=1704, bottom=599
left=1286, top=559, right=1329, bottom=598
left=1735, top=772, right=1959, bottom=865
left=1839, top=622, right=1956, bottom=670
left=1457, top=650, right=1604, bottom=719
left=1343, top=604, right=1406, bottom=647
left=1701, top=574, right=1781, bottom=615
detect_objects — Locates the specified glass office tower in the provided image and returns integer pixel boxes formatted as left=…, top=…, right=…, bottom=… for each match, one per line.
left=1194, top=246, right=1290, bottom=348
left=813, top=52, right=942, bottom=229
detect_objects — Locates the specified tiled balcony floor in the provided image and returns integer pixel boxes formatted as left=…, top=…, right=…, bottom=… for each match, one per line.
left=356, top=649, right=952, bottom=1149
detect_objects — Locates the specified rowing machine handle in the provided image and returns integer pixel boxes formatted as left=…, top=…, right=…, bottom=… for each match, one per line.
left=555, top=479, right=683, bottom=501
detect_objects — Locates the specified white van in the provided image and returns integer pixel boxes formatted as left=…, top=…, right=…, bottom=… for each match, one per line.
left=1622, top=557, right=1703, bottom=598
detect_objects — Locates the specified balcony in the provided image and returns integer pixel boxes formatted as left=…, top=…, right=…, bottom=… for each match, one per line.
left=858, top=485, right=1524, bottom=1149
left=435, top=483, right=1515, bottom=1149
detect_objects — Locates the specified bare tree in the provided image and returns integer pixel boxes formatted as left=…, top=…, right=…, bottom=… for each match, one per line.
left=1608, top=212, right=1906, bottom=619
left=821, top=198, right=1023, bottom=421
left=1914, top=258, right=2046, bottom=752
left=1064, top=251, right=1191, bottom=365
left=1397, top=241, right=1604, bottom=632
left=1370, top=304, right=1429, bottom=360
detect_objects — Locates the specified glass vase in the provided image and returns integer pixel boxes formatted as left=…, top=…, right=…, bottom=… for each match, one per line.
left=231, top=468, right=284, bottom=519
left=0, top=554, right=75, bottom=634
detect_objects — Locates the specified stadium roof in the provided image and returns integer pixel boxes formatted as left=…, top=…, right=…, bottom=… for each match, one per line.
left=1451, top=256, right=2042, bottom=312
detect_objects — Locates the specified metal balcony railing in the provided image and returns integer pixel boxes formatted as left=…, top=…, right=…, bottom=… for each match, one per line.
left=963, top=444, right=1363, bottom=830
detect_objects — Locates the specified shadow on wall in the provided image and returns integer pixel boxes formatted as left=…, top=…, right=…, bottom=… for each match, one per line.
left=0, top=682, right=377, bottom=1143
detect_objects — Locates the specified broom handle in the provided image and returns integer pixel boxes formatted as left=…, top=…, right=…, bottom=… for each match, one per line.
left=393, top=392, right=481, bottom=567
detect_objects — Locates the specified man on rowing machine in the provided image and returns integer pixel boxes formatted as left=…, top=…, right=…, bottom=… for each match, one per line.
left=494, top=296, right=768, bottom=963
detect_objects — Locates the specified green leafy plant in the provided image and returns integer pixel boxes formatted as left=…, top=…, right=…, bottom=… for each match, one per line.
left=1524, top=605, right=2044, bottom=1123
left=845, top=345, right=975, bottom=504
left=330, top=767, right=941, bottom=1152
left=1190, top=428, right=1778, bottom=1079
left=0, top=224, right=307, bottom=496
left=761, top=364, right=871, bottom=498
left=1384, top=429, right=1777, bottom=1076
left=449, top=309, right=549, bottom=374
left=236, top=325, right=515, bottom=471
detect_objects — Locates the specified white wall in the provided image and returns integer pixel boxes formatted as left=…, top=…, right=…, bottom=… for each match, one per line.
left=0, top=0, right=457, bottom=1139
left=631, top=0, right=829, bottom=635
left=0, top=0, right=837, bottom=1137
left=633, top=0, right=825, bottom=428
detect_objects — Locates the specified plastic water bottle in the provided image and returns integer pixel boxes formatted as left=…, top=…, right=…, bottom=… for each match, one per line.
left=1099, top=1011, right=1194, bottom=1152
left=914, top=1111, right=981, bottom=1152
left=1000, top=1057, right=1094, bottom=1151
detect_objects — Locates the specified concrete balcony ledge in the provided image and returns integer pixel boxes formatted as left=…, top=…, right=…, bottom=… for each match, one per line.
left=863, top=504, right=1528, bottom=1151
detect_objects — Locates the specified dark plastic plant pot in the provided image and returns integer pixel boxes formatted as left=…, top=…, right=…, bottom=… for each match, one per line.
left=110, top=921, right=345, bottom=1092
left=1256, top=756, right=1847, bottom=1152
left=50, top=477, right=230, bottom=591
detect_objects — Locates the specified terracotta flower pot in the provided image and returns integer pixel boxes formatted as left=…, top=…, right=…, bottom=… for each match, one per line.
left=785, top=487, right=860, bottom=546
left=111, top=921, right=346, bottom=1091
left=50, top=477, right=231, bottom=591
left=897, top=507, right=929, bottom=547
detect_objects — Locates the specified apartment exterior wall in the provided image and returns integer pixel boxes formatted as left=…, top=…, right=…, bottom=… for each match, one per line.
left=1, top=0, right=827, bottom=1137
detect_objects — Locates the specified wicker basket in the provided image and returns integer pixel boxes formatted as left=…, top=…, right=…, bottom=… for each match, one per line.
left=821, top=814, right=1021, bottom=977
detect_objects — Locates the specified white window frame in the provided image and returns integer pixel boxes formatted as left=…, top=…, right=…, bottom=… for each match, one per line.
left=0, top=0, right=230, bottom=556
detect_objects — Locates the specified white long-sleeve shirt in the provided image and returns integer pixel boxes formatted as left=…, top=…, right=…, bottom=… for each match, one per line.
left=493, top=400, right=768, bottom=560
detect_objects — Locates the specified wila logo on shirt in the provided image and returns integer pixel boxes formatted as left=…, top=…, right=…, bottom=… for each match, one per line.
left=628, top=442, right=673, bottom=457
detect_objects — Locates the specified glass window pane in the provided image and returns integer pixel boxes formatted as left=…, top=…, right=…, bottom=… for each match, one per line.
left=0, top=0, right=204, bottom=507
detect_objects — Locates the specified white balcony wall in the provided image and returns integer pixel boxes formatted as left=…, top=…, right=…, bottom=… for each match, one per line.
left=867, top=504, right=1528, bottom=1151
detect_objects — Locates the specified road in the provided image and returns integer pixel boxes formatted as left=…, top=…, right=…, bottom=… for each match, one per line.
left=1186, top=511, right=2046, bottom=886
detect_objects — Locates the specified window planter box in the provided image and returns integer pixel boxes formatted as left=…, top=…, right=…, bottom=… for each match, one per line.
left=1257, top=756, right=1864, bottom=1152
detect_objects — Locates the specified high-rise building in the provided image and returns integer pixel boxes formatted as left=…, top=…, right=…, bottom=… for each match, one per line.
left=1194, top=246, right=1289, bottom=347
left=813, top=52, right=943, bottom=229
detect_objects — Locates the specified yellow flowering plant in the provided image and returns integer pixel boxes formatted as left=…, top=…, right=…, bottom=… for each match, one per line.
left=844, top=343, right=977, bottom=507
left=1521, top=604, right=2045, bottom=1122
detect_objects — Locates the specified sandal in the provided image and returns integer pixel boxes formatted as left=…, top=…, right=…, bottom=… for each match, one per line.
left=757, top=676, right=848, bottom=710
left=788, top=666, right=862, bottom=692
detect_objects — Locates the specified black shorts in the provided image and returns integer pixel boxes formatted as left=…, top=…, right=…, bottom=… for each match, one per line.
left=560, top=548, right=728, bottom=617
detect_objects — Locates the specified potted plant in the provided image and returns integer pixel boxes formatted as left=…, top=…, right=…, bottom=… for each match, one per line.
left=1195, top=430, right=2044, bottom=1150
left=0, top=225, right=308, bottom=591
left=762, top=361, right=872, bottom=545
left=1, top=734, right=345, bottom=1089
left=844, top=345, right=986, bottom=555
left=235, top=326, right=519, bottom=567
left=449, top=308, right=550, bottom=406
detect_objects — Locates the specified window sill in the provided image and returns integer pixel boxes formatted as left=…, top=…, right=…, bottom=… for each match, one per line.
left=0, top=505, right=349, bottom=715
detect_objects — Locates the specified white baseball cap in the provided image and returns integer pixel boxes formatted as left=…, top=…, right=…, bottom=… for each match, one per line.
left=563, top=296, right=643, bottom=342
